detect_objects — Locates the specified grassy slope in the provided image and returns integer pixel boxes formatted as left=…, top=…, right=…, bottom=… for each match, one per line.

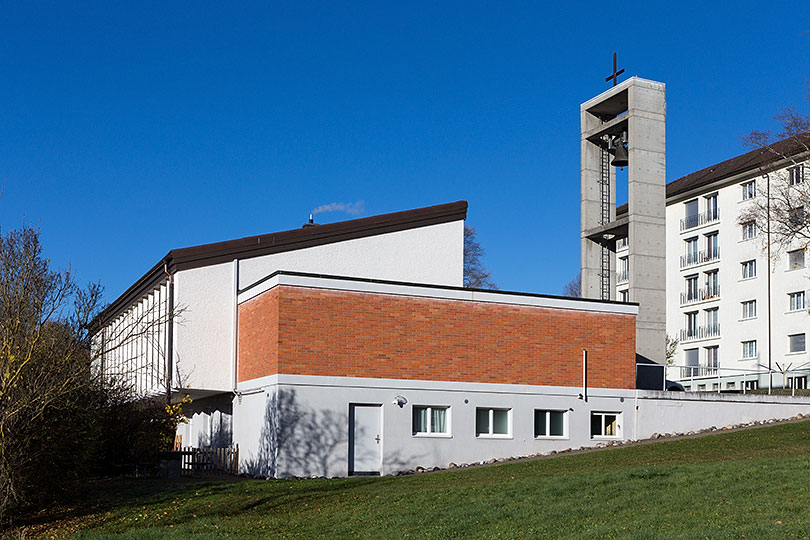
left=12, top=420, right=810, bottom=540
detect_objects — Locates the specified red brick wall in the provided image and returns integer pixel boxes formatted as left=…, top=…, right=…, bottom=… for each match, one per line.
left=238, top=285, right=636, bottom=389
left=237, top=287, right=279, bottom=383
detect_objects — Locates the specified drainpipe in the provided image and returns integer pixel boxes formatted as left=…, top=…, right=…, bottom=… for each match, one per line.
left=164, top=261, right=175, bottom=405
left=765, top=174, right=773, bottom=394
left=232, top=259, right=239, bottom=395
left=582, top=349, right=588, bottom=402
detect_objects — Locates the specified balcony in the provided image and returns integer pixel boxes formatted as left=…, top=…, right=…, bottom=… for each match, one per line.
left=680, top=248, right=720, bottom=269
left=617, top=270, right=629, bottom=284
left=680, top=209, right=720, bottom=231
left=680, top=286, right=720, bottom=305
left=680, top=324, right=720, bottom=343
left=680, top=363, right=719, bottom=378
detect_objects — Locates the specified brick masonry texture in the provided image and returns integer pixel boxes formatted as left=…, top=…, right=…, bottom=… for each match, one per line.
left=237, top=286, right=636, bottom=389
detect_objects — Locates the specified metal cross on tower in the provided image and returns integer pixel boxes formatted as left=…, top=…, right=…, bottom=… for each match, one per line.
left=605, top=52, right=624, bottom=87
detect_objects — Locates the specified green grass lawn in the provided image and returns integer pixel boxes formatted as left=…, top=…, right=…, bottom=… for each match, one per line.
left=10, top=420, right=810, bottom=540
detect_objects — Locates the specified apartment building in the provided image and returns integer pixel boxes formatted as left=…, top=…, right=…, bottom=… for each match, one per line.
left=617, top=138, right=810, bottom=391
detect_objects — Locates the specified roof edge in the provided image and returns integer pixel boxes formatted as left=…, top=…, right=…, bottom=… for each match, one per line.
left=93, top=200, right=468, bottom=328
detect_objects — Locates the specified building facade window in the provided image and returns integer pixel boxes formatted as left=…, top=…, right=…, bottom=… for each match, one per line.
left=705, top=307, right=719, bottom=334
left=684, top=199, right=699, bottom=229
left=705, top=345, right=719, bottom=370
left=685, top=311, right=698, bottom=338
left=789, top=291, right=806, bottom=312
left=789, top=376, right=807, bottom=390
left=618, top=256, right=629, bottom=283
left=742, top=180, right=756, bottom=200
left=685, top=237, right=698, bottom=265
left=684, top=348, right=699, bottom=376
left=534, top=410, right=566, bottom=438
left=789, top=164, right=805, bottom=185
left=619, top=290, right=629, bottom=302
left=742, top=260, right=757, bottom=279
left=685, top=275, right=699, bottom=300
left=788, top=249, right=805, bottom=270
left=789, top=334, right=806, bottom=353
left=475, top=408, right=511, bottom=438
left=705, top=270, right=719, bottom=298
left=616, top=237, right=628, bottom=250
left=742, top=340, right=758, bottom=359
left=706, top=232, right=720, bottom=259
left=742, top=300, right=757, bottom=319
left=742, top=221, right=757, bottom=240
left=412, top=406, right=449, bottom=436
left=705, top=193, right=719, bottom=220
left=788, top=206, right=806, bottom=226
left=590, top=412, right=621, bottom=438
left=706, top=346, right=719, bottom=370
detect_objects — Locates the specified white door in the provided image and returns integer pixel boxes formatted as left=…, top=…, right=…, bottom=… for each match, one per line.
left=349, top=404, right=382, bottom=475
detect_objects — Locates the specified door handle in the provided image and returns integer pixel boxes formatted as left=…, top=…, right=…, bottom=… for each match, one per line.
left=374, top=435, right=381, bottom=444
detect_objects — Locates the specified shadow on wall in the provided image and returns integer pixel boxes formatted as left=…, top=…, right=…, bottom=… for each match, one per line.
left=196, top=413, right=232, bottom=449
left=243, top=389, right=346, bottom=478
left=243, top=389, right=413, bottom=478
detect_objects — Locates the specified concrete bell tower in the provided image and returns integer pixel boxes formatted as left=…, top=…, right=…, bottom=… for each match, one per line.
left=580, top=76, right=666, bottom=364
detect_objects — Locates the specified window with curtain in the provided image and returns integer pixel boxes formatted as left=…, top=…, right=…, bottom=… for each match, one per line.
left=412, top=406, right=449, bottom=435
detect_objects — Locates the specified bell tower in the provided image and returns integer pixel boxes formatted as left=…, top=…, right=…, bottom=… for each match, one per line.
left=580, top=76, right=666, bottom=364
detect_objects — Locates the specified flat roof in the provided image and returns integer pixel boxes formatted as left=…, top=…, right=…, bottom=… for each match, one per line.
left=238, top=270, right=640, bottom=316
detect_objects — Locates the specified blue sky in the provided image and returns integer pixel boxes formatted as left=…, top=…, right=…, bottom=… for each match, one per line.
left=1, top=1, right=809, bottom=302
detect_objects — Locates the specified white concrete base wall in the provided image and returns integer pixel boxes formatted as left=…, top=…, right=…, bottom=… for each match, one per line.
left=225, top=375, right=810, bottom=478
left=635, top=391, right=810, bottom=438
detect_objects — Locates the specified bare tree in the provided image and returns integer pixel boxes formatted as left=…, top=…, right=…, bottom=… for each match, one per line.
left=464, top=225, right=497, bottom=289
left=0, top=227, right=185, bottom=521
left=665, top=334, right=680, bottom=366
left=739, top=104, right=810, bottom=260
left=562, top=273, right=581, bottom=297
left=0, top=227, right=105, bottom=517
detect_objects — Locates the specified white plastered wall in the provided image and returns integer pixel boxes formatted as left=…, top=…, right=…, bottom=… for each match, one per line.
left=230, top=375, right=810, bottom=478
left=237, top=220, right=464, bottom=290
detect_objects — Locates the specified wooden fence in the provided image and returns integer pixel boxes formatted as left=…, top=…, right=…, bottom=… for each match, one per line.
left=179, top=445, right=239, bottom=476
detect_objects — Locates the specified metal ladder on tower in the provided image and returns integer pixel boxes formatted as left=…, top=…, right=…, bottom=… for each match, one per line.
left=598, top=142, right=612, bottom=300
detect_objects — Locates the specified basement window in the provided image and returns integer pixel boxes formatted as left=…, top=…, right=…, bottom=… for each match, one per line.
left=412, top=406, right=450, bottom=436
left=534, top=410, right=566, bottom=438
left=590, top=411, right=621, bottom=439
left=476, top=408, right=511, bottom=438
left=789, top=376, right=807, bottom=389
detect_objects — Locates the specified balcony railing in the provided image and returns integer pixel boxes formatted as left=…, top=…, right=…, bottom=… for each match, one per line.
left=680, top=364, right=719, bottom=378
left=680, top=324, right=720, bottom=343
left=680, top=286, right=720, bottom=305
left=680, top=248, right=720, bottom=269
left=680, top=209, right=720, bottom=231
left=617, top=270, right=629, bottom=284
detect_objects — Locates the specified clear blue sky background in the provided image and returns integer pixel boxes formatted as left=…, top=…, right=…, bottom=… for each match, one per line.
left=1, top=1, right=809, bottom=303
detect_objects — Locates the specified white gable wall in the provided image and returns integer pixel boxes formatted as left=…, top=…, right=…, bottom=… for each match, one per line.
left=173, top=219, right=464, bottom=391
left=237, top=220, right=464, bottom=290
